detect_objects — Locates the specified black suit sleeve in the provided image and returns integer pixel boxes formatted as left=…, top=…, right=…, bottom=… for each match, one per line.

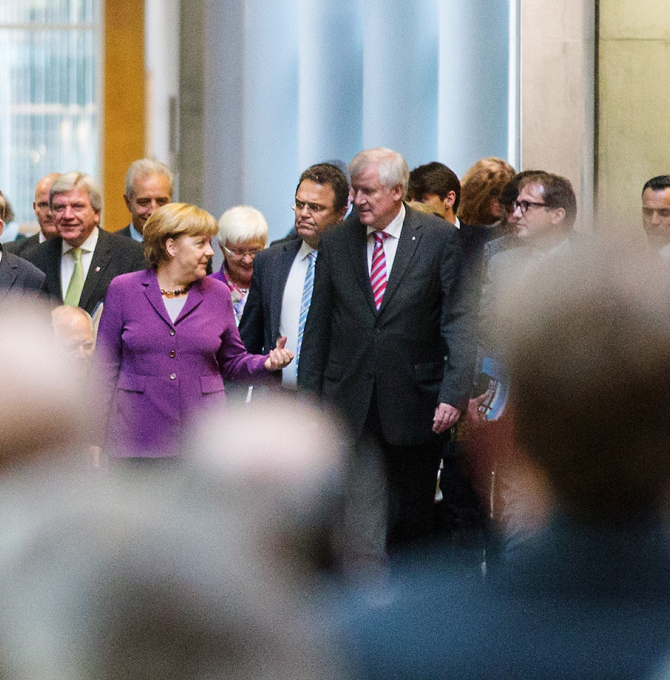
left=438, top=229, right=477, bottom=409
left=238, top=253, right=266, bottom=354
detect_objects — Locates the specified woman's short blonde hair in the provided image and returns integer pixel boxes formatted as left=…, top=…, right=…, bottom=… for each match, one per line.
left=143, top=203, right=217, bottom=267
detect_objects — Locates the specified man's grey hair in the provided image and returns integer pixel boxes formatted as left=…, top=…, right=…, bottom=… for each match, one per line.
left=125, top=158, right=174, bottom=198
left=349, top=148, right=410, bottom=194
left=50, top=172, right=102, bottom=213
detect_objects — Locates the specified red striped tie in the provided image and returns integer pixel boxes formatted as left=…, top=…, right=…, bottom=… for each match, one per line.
left=370, top=231, right=389, bottom=310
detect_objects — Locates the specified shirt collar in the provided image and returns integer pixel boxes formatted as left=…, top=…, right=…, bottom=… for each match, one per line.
left=129, top=223, right=143, bottom=242
left=298, top=239, right=317, bottom=260
left=62, top=226, right=99, bottom=254
left=366, top=203, right=406, bottom=239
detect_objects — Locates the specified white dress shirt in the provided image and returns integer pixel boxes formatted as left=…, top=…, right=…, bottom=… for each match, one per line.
left=60, top=227, right=99, bottom=298
left=279, top=240, right=316, bottom=389
left=366, top=203, right=406, bottom=275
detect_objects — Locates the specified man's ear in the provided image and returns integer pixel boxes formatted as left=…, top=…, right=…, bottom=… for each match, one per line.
left=0, top=218, right=4, bottom=238
left=390, top=184, right=404, bottom=202
left=443, top=191, right=456, bottom=211
left=123, top=194, right=132, bottom=212
left=551, top=207, right=566, bottom=225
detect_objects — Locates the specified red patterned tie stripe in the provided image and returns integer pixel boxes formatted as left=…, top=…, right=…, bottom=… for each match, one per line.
left=371, top=231, right=389, bottom=310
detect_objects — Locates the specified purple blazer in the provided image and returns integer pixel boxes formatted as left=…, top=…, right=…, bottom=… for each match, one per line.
left=97, top=268, right=269, bottom=458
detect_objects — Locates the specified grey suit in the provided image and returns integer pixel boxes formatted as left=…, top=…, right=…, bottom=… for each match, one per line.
left=28, top=228, right=146, bottom=314
left=0, top=247, right=46, bottom=298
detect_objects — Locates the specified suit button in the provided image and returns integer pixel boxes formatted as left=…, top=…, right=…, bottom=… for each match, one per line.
left=169, top=373, right=176, bottom=380
left=169, top=350, right=176, bottom=358
left=169, top=329, right=176, bottom=336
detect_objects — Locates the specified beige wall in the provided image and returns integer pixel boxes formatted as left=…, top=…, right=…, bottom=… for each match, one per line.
left=520, top=0, right=596, bottom=231
left=598, top=2, right=670, bottom=235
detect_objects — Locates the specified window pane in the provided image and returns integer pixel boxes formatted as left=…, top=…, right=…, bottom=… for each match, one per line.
left=0, top=1, right=100, bottom=228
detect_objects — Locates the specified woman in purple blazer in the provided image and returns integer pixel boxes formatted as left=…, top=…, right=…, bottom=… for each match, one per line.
left=97, top=203, right=292, bottom=459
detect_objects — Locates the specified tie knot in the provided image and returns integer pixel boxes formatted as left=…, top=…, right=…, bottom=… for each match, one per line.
left=373, top=231, right=388, bottom=245
left=72, top=247, right=83, bottom=260
left=307, top=250, right=317, bottom=263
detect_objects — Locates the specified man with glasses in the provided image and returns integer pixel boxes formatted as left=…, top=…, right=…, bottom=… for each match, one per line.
left=641, top=175, right=670, bottom=260
left=476, top=171, right=579, bottom=548
left=239, top=163, right=349, bottom=389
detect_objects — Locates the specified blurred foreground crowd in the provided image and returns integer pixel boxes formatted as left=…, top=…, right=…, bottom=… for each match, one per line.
left=1, top=152, right=670, bottom=678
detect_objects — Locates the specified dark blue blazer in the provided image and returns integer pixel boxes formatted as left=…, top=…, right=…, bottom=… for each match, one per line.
left=345, top=515, right=670, bottom=680
left=238, top=236, right=302, bottom=355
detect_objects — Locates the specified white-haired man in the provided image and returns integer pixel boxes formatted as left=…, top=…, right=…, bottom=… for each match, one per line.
left=118, top=158, right=174, bottom=242
left=298, top=148, right=474, bottom=572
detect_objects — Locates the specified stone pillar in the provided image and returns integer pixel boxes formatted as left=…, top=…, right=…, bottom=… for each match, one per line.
left=519, top=0, right=596, bottom=230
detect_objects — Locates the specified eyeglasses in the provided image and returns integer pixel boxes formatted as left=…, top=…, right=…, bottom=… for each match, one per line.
left=223, top=245, right=263, bottom=259
left=511, top=200, right=547, bottom=214
left=292, top=200, right=329, bottom=214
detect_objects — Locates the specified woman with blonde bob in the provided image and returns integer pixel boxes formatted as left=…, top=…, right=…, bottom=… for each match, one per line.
left=98, top=203, right=292, bottom=460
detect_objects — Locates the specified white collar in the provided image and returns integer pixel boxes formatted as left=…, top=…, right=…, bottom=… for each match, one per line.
left=62, top=226, right=99, bottom=254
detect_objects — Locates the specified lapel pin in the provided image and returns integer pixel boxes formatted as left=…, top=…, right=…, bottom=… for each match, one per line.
left=412, top=236, right=416, bottom=241
left=95, top=266, right=101, bottom=272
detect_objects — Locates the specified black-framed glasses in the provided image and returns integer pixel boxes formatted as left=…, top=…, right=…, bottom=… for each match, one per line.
left=292, top=200, right=328, bottom=214
left=512, top=200, right=547, bottom=214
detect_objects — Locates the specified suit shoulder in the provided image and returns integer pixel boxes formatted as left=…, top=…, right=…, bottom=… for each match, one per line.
left=100, top=229, right=143, bottom=253
left=108, top=268, right=150, bottom=291
left=4, top=251, right=46, bottom=283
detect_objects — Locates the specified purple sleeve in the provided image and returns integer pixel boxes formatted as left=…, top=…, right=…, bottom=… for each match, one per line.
left=215, top=284, right=269, bottom=382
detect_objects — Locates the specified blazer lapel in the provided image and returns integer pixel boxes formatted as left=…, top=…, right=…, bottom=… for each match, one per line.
left=79, top=229, right=111, bottom=311
left=348, top=218, right=377, bottom=313
left=174, top=278, right=205, bottom=324
left=142, top=269, right=174, bottom=328
left=45, top=238, right=64, bottom=301
left=378, top=207, right=422, bottom=313
left=270, top=239, right=301, bottom=341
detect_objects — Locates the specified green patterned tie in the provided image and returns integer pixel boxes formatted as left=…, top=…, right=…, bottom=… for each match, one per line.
left=64, top=247, right=85, bottom=306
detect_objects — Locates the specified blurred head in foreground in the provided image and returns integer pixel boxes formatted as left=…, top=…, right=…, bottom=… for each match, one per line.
left=52, top=305, right=96, bottom=363
left=497, top=244, right=670, bottom=525
left=185, top=396, right=347, bottom=571
left=0, top=470, right=345, bottom=680
left=0, top=300, right=95, bottom=467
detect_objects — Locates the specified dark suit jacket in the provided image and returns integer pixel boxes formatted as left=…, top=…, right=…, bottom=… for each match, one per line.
left=298, top=206, right=475, bottom=446
left=116, top=225, right=133, bottom=239
left=345, top=516, right=670, bottom=680
left=238, top=236, right=302, bottom=354
left=5, top=233, right=42, bottom=261
left=0, top=247, right=46, bottom=297
left=28, top=228, right=146, bottom=314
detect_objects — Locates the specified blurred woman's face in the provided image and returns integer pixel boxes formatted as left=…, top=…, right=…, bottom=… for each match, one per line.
left=222, top=238, right=265, bottom=288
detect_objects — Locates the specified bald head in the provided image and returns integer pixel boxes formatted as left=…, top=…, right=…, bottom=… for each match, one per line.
left=52, top=305, right=95, bottom=361
left=34, top=173, right=61, bottom=239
